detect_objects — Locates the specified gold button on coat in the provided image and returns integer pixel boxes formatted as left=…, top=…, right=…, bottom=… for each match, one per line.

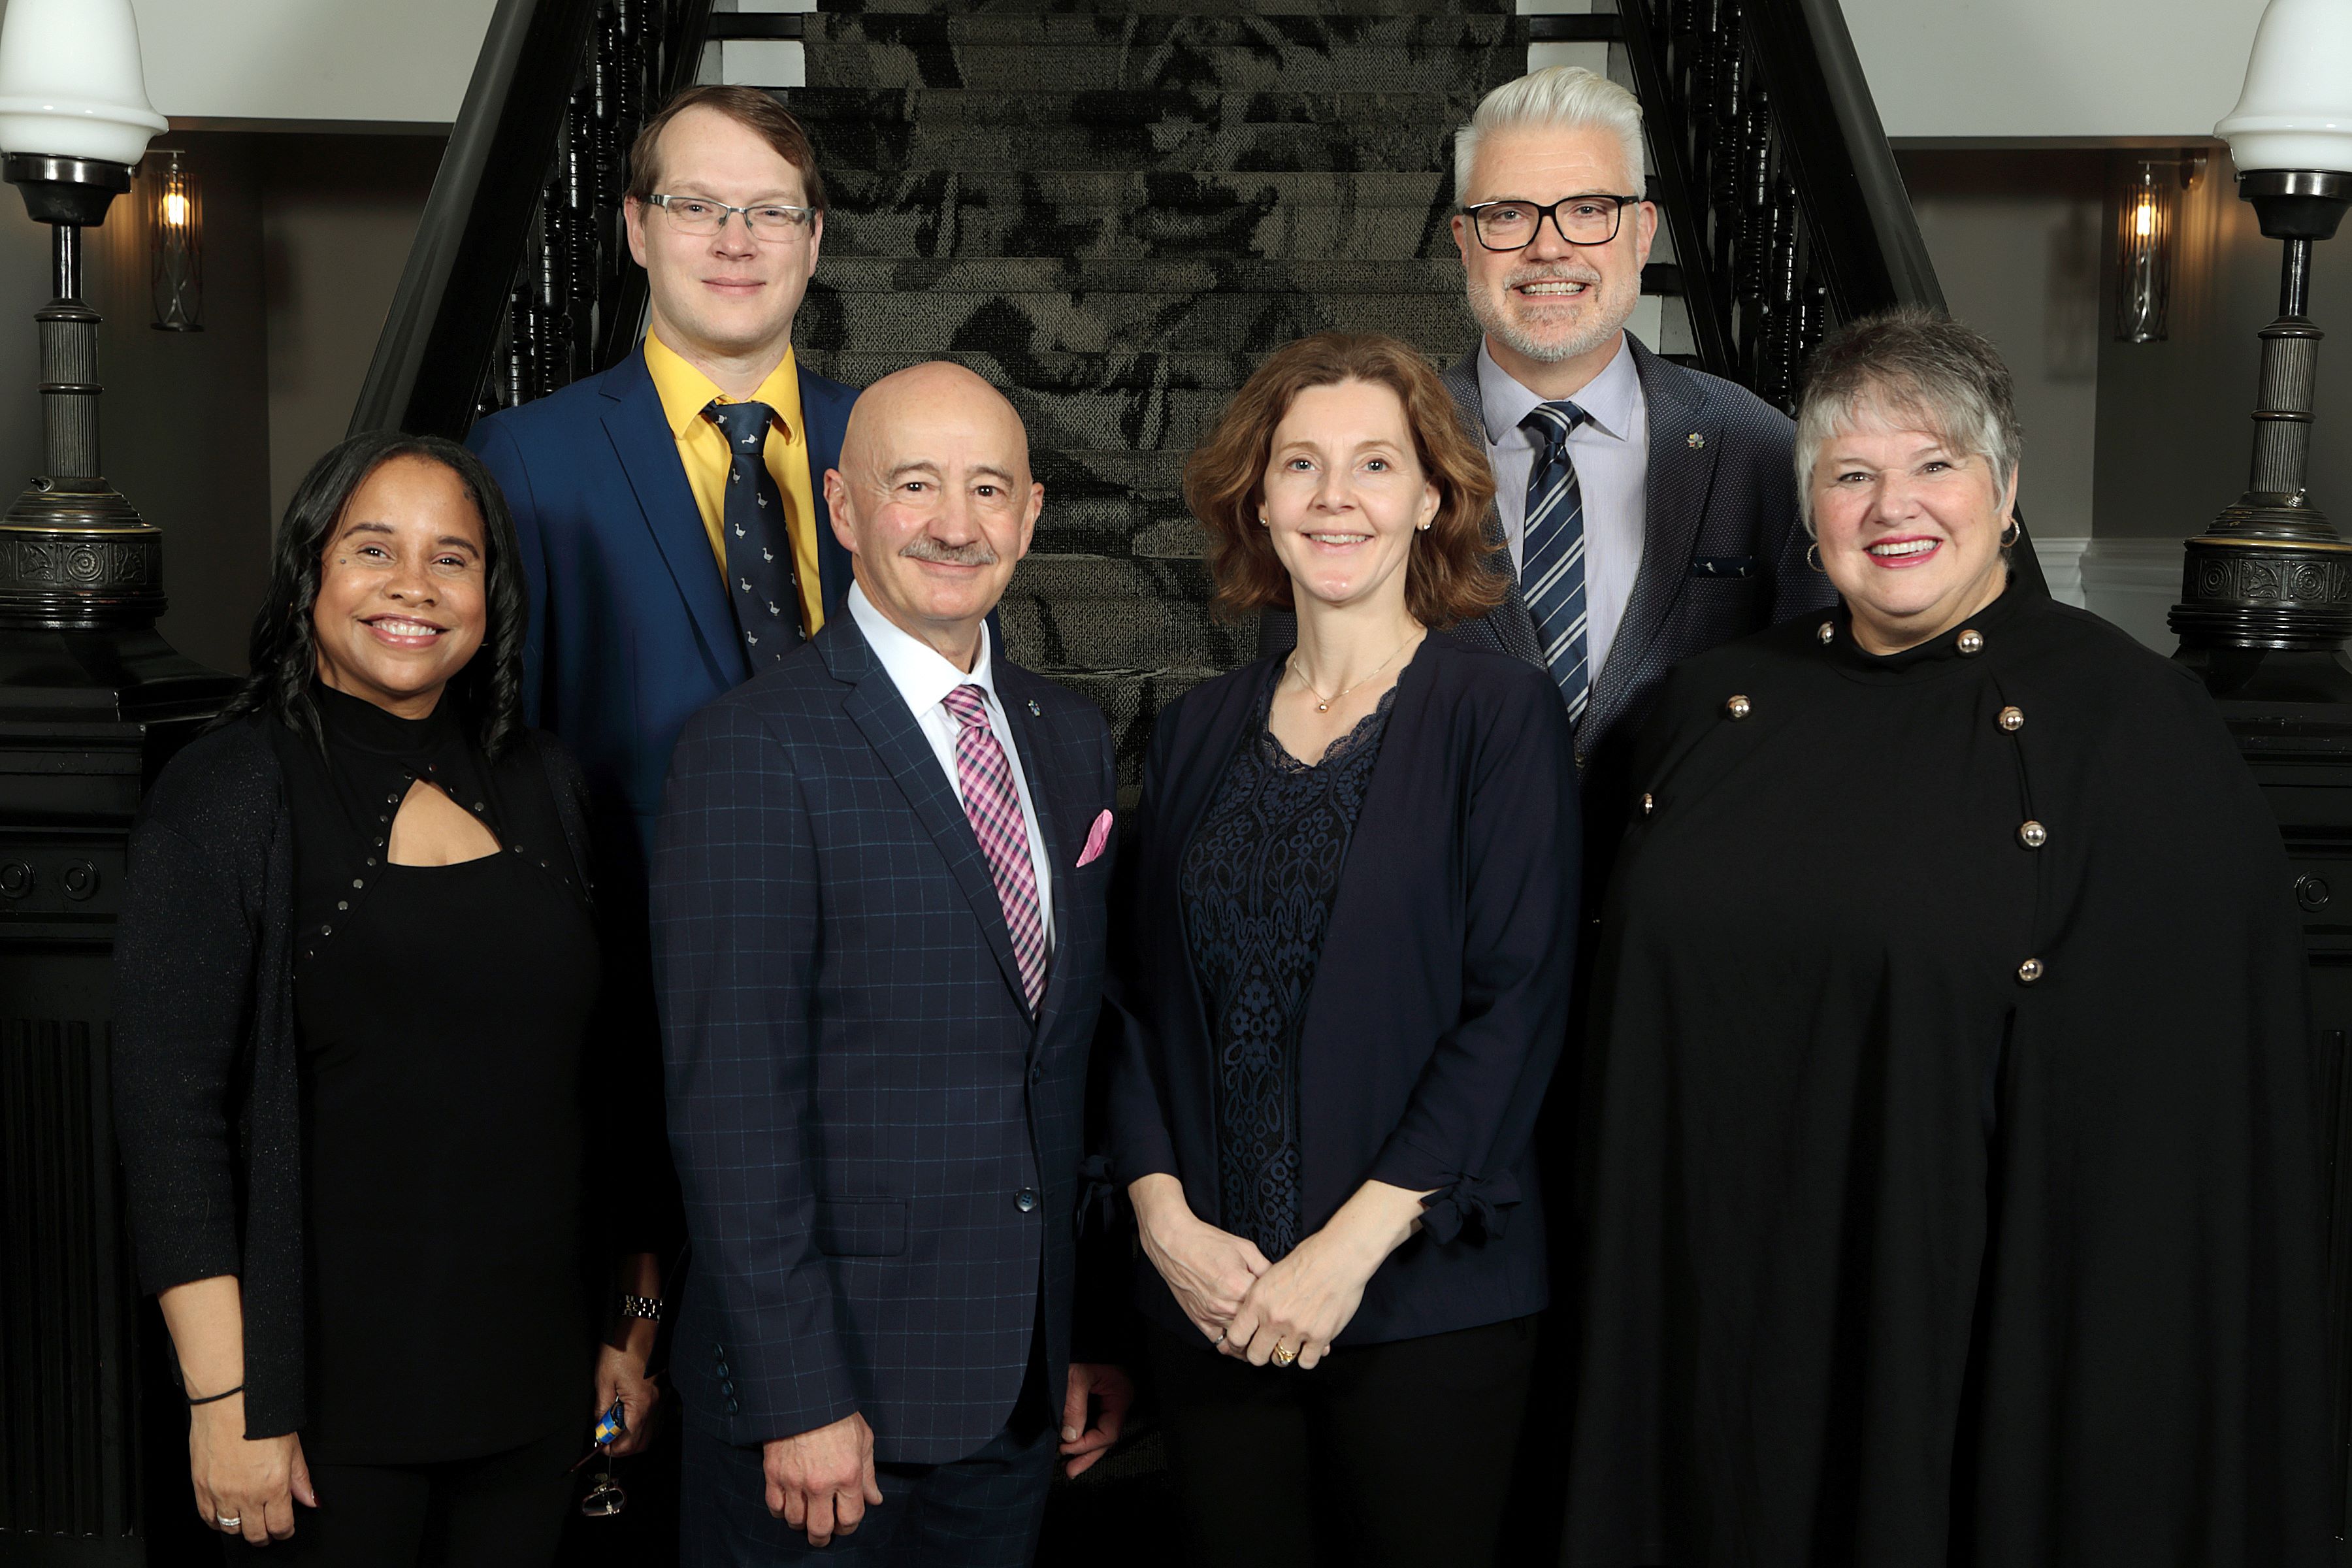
left=1640, top=792, right=1656, bottom=816
left=2017, top=958, right=2044, bottom=984
left=1997, top=706, right=2024, bottom=732
left=1816, top=621, right=1835, bottom=645
left=1957, top=629, right=1985, bottom=655
left=2018, top=820, right=2048, bottom=849
left=1725, top=694, right=1752, bottom=720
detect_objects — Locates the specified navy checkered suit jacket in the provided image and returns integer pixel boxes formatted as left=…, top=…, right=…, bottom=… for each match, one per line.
left=653, top=610, right=1117, bottom=1465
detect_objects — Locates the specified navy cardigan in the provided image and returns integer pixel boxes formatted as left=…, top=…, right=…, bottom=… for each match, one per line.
left=1104, top=634, right=1581, bottom=1346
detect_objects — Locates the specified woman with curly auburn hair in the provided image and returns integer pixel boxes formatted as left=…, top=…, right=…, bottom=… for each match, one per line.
left=1105, top=332, right=1580, bottom=1566
left=110, top=432, right=664, bottom=1564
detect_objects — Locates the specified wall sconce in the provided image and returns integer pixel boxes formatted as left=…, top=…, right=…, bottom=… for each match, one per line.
left=150, top=147, right=199, bottom=331
left=2114, top=154, right=2204, bottom=342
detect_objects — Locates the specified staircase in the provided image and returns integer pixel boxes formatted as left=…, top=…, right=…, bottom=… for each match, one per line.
left=790, top=4, right=1542, bottom=787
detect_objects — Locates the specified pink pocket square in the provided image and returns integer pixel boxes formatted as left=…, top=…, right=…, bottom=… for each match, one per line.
left=1076, top=808, right=1113, bottom=868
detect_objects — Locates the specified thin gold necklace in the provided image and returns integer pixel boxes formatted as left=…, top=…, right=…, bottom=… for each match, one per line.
left=1288, top=627, right=1420, bottom=713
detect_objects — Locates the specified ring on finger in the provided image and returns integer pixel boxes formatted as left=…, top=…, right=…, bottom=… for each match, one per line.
left=1271, top=1340, right=1298, bottom=1367
left=217, top=1516, right=242, bottom=1531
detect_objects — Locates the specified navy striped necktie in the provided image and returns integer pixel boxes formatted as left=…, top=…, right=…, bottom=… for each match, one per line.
left=1521, top=399, right=1592, bottom=727
left=704, top=399, right=803, bottom=668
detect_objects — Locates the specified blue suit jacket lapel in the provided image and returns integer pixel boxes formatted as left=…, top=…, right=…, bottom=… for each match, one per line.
left=602, top=346, right=747, bottom=688
left=798, top=366, right=857, bottom=619
left=826, top=619, right=1033, bottom=1015
left=999, top=670, right=1075, bottom=1048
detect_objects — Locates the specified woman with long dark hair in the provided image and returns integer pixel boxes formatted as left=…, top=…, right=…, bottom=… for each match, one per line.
left=112, top=431, right=664, bottom=1563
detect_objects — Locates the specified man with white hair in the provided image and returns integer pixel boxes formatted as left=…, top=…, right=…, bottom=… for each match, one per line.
left=1428, top=67, right=1833, bottom=1556
left=1279, top=66, right=1830, bottom=867
left=1453, top=66, right=1831, bottom=815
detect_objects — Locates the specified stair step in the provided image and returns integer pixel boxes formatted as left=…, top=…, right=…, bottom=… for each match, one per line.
left=1032, top=447, right=1209, bottom=498
left=806, top=44, right=1527, bottom=95
left=999, top=593, right=1249, bottom=682
left=783, top=88, right=1490, bottom=129
left=825, top=0, right=1507, bottom=17
left=808, top=119, right=1458, bottom=175
left=827, top=168, right=1447, bottom=212
left=806, top=14, right=1520, bottom=48
left=798, top=287, right=1472, bottom=357
left=821, top=201, right=1453, bottom=261
left=811, top=257, right=1469, bottom=293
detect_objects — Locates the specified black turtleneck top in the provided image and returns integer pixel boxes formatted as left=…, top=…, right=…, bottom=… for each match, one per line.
left=279, top=685, right=600, bottom=1463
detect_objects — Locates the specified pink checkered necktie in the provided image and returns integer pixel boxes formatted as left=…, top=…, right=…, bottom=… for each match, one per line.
left=941, top=684, right=1046, bottom=1013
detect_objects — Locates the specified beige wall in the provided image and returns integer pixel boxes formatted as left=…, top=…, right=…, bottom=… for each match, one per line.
left=1846, top=0, right=2266, bottom=144
left=259, top=136, right=444, bottom=524
left=130, top=0, right=498, bottom=127
left=1897, top=151, right=2106, bottom=543
left=2089, top=155, right=2307, bottom=541
left=0, top=130, right=440, bottom=675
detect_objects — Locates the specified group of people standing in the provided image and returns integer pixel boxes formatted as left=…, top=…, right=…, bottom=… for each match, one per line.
left=108, top=60, right=2332, bottom=1568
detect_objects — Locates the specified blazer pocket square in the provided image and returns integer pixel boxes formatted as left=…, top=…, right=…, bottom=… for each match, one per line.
left=1077, top=808, right=1113, bottom=868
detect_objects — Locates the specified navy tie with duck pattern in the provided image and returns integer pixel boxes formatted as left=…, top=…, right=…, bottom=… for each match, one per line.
left=704, top=399, right=802, bottom=668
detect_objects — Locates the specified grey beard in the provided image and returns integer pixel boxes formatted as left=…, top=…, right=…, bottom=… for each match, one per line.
left=900, top=538, right=999, bottom=566
left=1467, top=274, right=1637, bottom=365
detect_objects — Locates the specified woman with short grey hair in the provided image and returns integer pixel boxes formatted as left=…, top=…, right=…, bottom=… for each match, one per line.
left=1563, top=308, right=2333, bottom=1564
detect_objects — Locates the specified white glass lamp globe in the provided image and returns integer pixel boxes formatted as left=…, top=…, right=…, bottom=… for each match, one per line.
left=0, top=0, right=168, bottom=167
left=2217, top=0, right=2352, bottom=175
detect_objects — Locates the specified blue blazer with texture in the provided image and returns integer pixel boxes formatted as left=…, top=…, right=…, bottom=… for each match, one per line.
left=1106, top=636, right=1580, bottom=1347
left=466, top=344, right=857, bottom=875
left=652, top=612, right=1117, bottom=1463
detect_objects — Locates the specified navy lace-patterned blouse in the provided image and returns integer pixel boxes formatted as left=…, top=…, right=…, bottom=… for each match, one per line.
left=1180, top=662, right=1397, bottom=1260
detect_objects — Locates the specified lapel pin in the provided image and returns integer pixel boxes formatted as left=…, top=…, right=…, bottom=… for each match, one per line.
left=1028, top=698, right=1041, bottom=716
left=1688, top=433, right=1705, bottom=449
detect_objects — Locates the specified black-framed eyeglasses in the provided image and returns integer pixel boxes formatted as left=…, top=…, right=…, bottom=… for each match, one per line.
left=646, top=193, right=817, bottom=242
left=1462, top=195, right=1642, bottom=252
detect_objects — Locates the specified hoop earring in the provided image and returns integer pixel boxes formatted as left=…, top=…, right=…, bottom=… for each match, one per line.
left=1999, top=519, right=2020, bottom=547
left=1805, top=542, right=1823, bottom=572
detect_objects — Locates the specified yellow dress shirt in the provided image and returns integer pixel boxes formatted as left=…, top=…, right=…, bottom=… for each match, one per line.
left=642, top=330, right=826, bottom=636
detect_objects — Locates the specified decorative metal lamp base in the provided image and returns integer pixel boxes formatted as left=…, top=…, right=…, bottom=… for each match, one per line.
left=2171, top=171, right=2352, bottom=700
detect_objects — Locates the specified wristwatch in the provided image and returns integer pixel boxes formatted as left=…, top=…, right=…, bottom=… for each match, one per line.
left=618, top=1294, right=664, bottom=1322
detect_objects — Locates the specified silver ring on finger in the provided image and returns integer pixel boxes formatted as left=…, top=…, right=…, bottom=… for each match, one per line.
left=1212, top=1328, right=1226, bottom=1345
left=217, top=1516, right=242, bottom=1531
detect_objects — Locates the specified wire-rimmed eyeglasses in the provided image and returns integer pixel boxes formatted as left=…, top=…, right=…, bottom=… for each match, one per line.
left=1462, top=195, right=1642, bottom=252
left=646, top=193, right=817, bottom=242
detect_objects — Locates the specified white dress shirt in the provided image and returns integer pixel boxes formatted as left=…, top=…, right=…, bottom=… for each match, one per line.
left=847, top=583, right=1055, bottom=956
left=1478, top=332, right=1650, bottom=685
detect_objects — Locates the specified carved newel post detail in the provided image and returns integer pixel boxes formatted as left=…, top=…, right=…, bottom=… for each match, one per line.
left=0, top=153, right=163, bottom=628
left=0, top=3, right=235, bottom=1561
left=2168, top=170, right=2352, bottom=691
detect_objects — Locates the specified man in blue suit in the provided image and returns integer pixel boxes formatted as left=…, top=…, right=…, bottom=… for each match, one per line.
left=468, top=83, right=855, bottom=906
left=655, top=363, right=1132, bottom=1566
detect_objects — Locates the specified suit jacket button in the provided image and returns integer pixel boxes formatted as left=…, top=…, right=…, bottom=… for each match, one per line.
left=1028, top=1065, right=1042, bottom=1086
left=1016, top=1187, right=1038, bottom=1213
left=726, top=1398, right=741, bottom=1416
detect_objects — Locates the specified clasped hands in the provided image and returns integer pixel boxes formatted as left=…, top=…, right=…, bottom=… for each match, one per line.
left=1130, top=1173, right=1425, bottom=1372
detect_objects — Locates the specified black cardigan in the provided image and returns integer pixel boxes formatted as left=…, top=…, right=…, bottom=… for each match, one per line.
left=108, top=713, right=599, bottom=1438
left=1104, top=635, right=1582, bottom=1347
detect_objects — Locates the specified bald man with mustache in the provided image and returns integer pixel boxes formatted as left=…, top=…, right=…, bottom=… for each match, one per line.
left=655, top=364, right=1132, bottom=1567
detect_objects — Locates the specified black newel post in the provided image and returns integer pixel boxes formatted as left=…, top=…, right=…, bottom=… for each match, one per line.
left=2166, top=163, right=2352, bottom=1548
left=0, top=152, right=235, bottom=1565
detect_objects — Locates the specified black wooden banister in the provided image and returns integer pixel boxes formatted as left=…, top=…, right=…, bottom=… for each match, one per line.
left=353, top=0, right=712, bottom=444
left=1751, top=0, right=1946, bottom=317
left=350, top=0, right=600, bottom=440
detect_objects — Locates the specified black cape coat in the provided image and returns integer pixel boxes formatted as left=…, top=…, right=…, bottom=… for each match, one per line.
left=1562, top=581, right=2333, bottom=1566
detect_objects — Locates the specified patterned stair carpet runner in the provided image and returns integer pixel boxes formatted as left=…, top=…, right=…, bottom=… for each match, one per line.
left=794, top=1, right=1535, bottom=789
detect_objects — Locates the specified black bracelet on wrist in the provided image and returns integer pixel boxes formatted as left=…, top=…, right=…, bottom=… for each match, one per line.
left=186, top=1382, right=244, bottom=1407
